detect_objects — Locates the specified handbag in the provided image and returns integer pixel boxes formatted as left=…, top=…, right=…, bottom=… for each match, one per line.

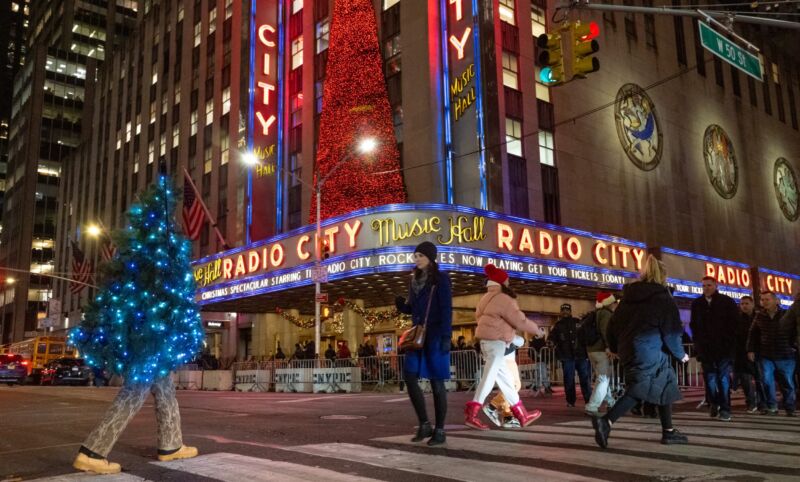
left=399, top=285, right=436, bottom=352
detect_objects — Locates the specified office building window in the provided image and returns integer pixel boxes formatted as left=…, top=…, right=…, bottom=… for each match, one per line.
left=506, top=117, right=522, bottom=157
left=502, top=52, right=518, bottom=90
left=291, top=36, right=303, bottom=69
left=538, top=130, right=554, bottom=166
left=499, top=0, right=516, bottom=25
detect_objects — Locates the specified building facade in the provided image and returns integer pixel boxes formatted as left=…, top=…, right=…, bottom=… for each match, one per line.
left=49, top=0, right=799, bottom=360
left=1, top=0, right=137, bottom=343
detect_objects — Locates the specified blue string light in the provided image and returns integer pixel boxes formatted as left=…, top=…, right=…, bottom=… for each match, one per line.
left=68, top=179, right=204, bottom=386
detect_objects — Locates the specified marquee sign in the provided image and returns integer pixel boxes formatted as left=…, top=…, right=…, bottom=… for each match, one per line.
left=193, top=204, right=646, bottom=304
left=658, top=247, right=752, bottom=300
left=248, top=0, right=285, bottom=242
left=758, top=267, right=799, bottom=308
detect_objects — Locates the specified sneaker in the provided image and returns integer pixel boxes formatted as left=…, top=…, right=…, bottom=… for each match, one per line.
left=482, top=404, right=502, bottom=427
left=761, top=408, right=779, bottom=416
left=502, top=416, right=522, bottom=429
left=584, top=407, right=600, bottom=417
left=718, top=411, right=732, bottom=422
left=709, top=405, right=719, bottom=418
left=746, top=406, right=759, bottom=414
left=661, top=429, right=689, bottom=445
left=566, top=403, right=575, bottom=408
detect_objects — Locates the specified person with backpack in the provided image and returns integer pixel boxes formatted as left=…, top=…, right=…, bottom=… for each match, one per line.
left=583, top=292, right=619, bottom=415
left=549, top=303, right=593, bottom=408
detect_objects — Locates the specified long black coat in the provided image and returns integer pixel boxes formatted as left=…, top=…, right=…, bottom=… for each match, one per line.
left=689, top=292, right=739, bottom=362
left=548, top=316, right=588, bottom=361
left=608, top=281, right=686, bottom=406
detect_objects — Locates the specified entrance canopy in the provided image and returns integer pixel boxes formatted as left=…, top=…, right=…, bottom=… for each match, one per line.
left=191, top=204, right=797, bottom=313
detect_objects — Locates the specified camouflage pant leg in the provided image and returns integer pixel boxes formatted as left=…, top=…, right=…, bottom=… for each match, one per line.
left=82, top=382, right=150, bottom=457
left=151, top=375, right=183, bottom=451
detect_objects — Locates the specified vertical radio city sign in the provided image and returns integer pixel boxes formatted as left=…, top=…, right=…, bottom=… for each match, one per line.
left=441, top=0, right=487, bottom=208
left=249, top=0, right=284, bottom=242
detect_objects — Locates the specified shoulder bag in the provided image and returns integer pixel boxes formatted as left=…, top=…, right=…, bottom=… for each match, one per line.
left=399, top=285, right=437, bottom=352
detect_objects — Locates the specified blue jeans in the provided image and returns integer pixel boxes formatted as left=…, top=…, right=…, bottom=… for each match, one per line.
left=760, top=357, right=797, bottom=412
left=561, top=358, right=592, bottom=405
left=702, top=359, right=733, bottom=414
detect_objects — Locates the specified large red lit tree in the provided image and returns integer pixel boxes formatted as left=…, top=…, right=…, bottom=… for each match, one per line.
left=310, top=0, right=406, bottom=222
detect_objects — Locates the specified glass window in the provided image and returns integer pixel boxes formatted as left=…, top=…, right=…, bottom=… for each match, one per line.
left=383, top=0, right=400, bottom=9
left=190, top=110, right=198, bottom=135
left=292, top=0, right=303, bottom=14
left=291, top=36, right=303, bottom=70
left=209, top=7, right=217, bottom=34
left=194, top=22, right=201, bottom=47
left=535, top=67, right=550, bottom=102
left=499, top=0, right=515, bottom=25
left=316, top=20, right=330, bottom=54
left=502, top=52, right=518, bottom=90
left=506, top=117, right=522, bottom=157
left=538, top=130, right=555, bottom=166
left=530, top=5, right=546, bottom=38
left=222, top=87, right=231, bottom=114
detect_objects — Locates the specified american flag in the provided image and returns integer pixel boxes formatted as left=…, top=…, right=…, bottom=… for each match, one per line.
left=100, top=240, right=117, bottom=262
left=182, top=172, right=205, bottom=240
left=70, top=241, right=93, bottom=294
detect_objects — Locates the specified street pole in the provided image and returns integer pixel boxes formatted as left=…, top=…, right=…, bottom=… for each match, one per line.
left=315, top=182, right=322, bottom=359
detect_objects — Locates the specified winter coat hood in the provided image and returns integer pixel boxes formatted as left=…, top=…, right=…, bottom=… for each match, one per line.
left=621, top=281, right=670, bottom=304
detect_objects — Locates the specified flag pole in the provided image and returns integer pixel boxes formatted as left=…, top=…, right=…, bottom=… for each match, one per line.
left=183, top=168, right=231, bottom=249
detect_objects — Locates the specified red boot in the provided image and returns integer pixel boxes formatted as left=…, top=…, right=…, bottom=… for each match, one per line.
left=464, top=401, right=490, bottom=430
left=510, top=401, right=542, bottom=427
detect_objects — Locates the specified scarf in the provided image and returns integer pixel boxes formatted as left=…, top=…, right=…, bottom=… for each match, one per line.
left=412, top=269, right=429, bottom=295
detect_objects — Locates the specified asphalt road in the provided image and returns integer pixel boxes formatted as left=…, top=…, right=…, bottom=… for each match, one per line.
left=1, top=385, right=799, bottom=481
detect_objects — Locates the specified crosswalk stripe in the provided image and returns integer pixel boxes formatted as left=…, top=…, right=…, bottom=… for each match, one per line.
left=456, top=426, right=800, bottom=469
left=556, top=418, right=800, bottom=443
left=512, top=424, right=800, bottom=456
left=284, top=442, right=603, bottom=481
left=151, top=452, right=380, bottom=481
left=26, top=474, right=146, bottom=482
left=372, top=433, right=798, bottom=480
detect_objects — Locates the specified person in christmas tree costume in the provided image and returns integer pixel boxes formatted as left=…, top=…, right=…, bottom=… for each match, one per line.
left=69, top=175, right=204, bottom=474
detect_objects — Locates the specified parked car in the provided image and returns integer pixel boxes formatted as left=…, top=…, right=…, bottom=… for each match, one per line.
left=42, top=358, right=93, bottom=386
left=0, top=354, right=29, bottom=385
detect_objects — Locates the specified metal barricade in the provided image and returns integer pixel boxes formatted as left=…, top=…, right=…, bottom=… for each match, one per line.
left=450, top=349, right=481, bottom=392
left=175, top=363, right=202, bottom=390
left=232, top=360, right=272, bottom=392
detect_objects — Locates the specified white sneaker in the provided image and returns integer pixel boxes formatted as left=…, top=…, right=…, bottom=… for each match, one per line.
left=502, top=416, right=522, bottom=429
left=482, top=404, right=502, bottom=427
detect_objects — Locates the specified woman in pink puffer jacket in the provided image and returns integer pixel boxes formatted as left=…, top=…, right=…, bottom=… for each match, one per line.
left=465, top=264, right=544, bottom=430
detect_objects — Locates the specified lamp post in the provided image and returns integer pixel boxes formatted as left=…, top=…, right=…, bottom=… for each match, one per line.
left=243, top=137, right=377, bottom=357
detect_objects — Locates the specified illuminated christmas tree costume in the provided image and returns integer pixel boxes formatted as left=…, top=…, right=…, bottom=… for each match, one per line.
left=70, top=174, right=204, bottom=474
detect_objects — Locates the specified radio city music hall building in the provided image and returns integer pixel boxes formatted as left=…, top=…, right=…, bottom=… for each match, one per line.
left=53, top=0, right=800, bottom=359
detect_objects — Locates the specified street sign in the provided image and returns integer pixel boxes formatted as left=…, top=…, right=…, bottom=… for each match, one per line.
left=38, top=317, right=59, bottom=329
left=315, top=293, right=329, bottom=303
left=48, top=298, right=61, bottom=317
left=698, top=21, right=762, bottom=81
left=310, top=265, right=328, bottom=284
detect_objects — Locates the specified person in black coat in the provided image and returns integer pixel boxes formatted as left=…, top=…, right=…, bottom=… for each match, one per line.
left=548, top=304, right=592, bottom=407
left=733, top=296, right=760, bottom=412
left=591, top=255, right=690, bottom=448
left=395, top=241, right=453, bottom=447
left=689, top=277, right=739, bottom=421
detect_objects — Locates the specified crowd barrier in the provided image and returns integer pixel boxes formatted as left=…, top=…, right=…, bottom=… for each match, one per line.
left=179, top=343, right=707, bottom=394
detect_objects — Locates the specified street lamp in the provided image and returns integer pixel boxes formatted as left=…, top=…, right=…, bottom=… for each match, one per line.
left=241, top=137, right=378, bottom=357
left=312, top=138, right=377, bottom=357
left=85, top=224, right=103, bottom=238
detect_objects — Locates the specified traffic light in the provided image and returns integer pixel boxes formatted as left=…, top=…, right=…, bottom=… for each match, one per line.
left=321, top=239, right=331, bottom=260
left=571, top=21, right=600, bottom=78
left=536, top=32, right=565, bottom=85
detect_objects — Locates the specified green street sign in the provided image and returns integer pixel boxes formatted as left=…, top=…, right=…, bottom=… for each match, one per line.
left=699, top=21, right=763, bottom=81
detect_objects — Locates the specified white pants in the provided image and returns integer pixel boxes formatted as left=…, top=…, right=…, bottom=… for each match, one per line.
left=586, top=351, right=615, bottom=411
left=473, top=340, right=520, bottom=407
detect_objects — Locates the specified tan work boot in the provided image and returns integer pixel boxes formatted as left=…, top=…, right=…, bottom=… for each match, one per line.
left=157, top=445, right=198, bottom=462
left=72, top=453, right=122, bottom=474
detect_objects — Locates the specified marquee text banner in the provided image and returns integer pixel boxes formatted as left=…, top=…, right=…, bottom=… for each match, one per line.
left=659, top=247, right=752, bottom=300
left=192, top=204, right=646, bottom=304
left=758, top=267, right=799, bottom=308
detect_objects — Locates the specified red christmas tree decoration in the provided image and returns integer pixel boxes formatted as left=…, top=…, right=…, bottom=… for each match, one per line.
left=310, top=0, right=407, bottom=222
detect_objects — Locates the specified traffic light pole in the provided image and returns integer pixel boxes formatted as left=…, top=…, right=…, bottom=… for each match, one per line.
left=565, top=0, right=800, bottom=30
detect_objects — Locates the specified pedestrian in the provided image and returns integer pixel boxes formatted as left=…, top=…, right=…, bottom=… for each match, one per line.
left=734, top=296, right=760, bottom=413
left=485, top=335, right=527, bottom=428
left=325, top=344, right=337, bottom=362
left=747, top=291, right=796, bottom=416
left=465, top=264, right=542, bottom=430
left=274, top=346, right=286, bottom=360
left=291, top=343, right=304, bottom=361
left=456, top=336, right=468, bottom=351
left=591, top=255, right=690, bottom=448
left=584, top=292, right=619, bottom=415
left=689, top=276, right=739, bottom=421
left=395, top=241, right=453, bottom=446
left=336, top=342, right=352, bottom=360
left=548, top=303, right=592, bottom=408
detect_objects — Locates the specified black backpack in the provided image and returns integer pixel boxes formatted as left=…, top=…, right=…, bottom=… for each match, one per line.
left=578, top=310, right=601, bottom=346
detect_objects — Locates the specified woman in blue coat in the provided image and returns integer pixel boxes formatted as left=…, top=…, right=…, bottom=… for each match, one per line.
left=396, top=241, right=453, bottom=446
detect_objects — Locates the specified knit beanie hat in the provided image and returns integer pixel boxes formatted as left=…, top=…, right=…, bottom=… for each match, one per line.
left=596, top=292, right=616, bottom=309
left=414, top=241, right=438, bottom=262
left=484, top=263, right=509, bottom=286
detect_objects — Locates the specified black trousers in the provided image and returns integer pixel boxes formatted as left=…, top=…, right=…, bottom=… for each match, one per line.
left=607, top=394, right=673, bottom=430
left=404, top=373, right=447, bottom=430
